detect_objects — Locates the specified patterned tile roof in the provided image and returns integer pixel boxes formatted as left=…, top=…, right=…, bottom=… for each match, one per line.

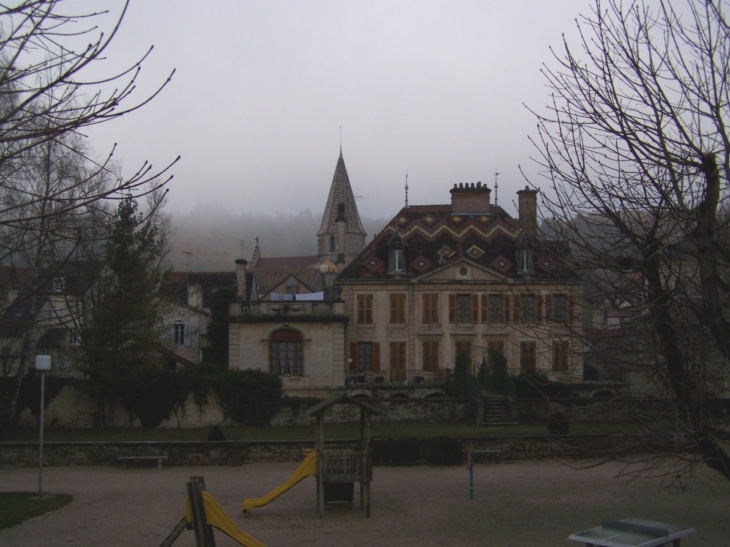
left=338, top=203, right=578, bottom=282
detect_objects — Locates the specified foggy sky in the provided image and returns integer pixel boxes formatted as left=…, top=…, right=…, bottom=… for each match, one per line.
left=84, top=0, right=590, bottom=221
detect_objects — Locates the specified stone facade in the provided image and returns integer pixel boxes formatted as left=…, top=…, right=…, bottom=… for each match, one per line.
left=338, top=184, right=585, bottom=384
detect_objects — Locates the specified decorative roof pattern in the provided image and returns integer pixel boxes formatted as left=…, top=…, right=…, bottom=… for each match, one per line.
left=317, top=152, right=366, bottom=237
left=338, top=204, right=578, bottom=282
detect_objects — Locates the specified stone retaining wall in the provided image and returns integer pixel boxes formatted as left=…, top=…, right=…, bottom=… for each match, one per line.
left=0, top=434, right=663, bottom=468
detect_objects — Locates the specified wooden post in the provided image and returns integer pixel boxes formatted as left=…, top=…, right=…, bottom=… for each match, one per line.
left=365, top=410, right=372, bottom=518
left=187, top=476, right=216, bottom=547
left=317, top=413, right=325, bottom=519
left=359, top=408, right=365, bottom=510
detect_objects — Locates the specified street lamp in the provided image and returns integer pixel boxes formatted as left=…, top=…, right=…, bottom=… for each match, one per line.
left=35, top=354, right=51, bottom=497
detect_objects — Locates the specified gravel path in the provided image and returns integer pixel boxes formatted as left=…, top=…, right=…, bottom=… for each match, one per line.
left=1, top=460, right=729, bottom=546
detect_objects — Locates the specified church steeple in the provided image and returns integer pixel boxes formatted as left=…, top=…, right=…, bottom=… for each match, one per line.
left=317, top=151, right=366, bottom=266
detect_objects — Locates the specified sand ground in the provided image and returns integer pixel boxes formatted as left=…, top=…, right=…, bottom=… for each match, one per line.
left=1, top=460, right=729, bottom=546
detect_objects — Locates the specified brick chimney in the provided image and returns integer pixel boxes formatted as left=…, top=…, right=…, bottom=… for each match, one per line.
left=517, top=186, right=538, bottom=237
left=450, top=182, right=492, bottom=214
left=235, top=259, right=248, bottom=299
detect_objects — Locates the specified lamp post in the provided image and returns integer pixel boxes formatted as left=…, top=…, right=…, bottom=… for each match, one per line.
left=35, top=355, right=51, bottom=497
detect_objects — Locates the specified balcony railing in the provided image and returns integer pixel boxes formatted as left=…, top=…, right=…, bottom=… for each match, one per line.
left=231, top=300, right=344, bottom=318
left=345, top=368, right=451, bottom=386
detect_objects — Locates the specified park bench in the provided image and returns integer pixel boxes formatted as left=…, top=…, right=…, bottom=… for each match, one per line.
left=117, top=455, right=168, bottom=469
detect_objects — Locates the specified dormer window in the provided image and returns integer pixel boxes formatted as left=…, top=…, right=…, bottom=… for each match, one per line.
left=52, top=276, right=65, bottom=293
left=518, top=248, right=533, bottom=274
left=389, top=239, right=405, bottom=274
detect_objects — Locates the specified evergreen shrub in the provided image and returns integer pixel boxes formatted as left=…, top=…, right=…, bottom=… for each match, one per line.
left=213, top=369, right=282, bottom=426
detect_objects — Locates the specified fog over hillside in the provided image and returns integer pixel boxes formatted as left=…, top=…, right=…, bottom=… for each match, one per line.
left=167, top=204, right=388, bottom=272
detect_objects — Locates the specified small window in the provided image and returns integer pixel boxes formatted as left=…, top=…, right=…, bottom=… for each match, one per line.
left=487, top=340, right=505, bottom=367
left=455, top=340, right=472, bottom=364
left=52, top=276, right=65, bottom=293
left=329, top=235, right=336, bottom=253
left=552, top=341, right=569, bottom=371
left=69, top=329, right=81, bottom=347
left=389, top=239, right=405, bottom=273
left=455, top=294, right=471, bottom=323
left=488, top=295, right=503, bottom=323
left=173, top=322, right=190, bottom=346
left=520, top=294, right=536, bottom=323
left=422, top=293, right=439, bottom=324
left=520, top=341, right=537, bottom=371
left=518, top=248, right=533, bottom=274
left=270, top=329, right=303, bottom=376
left=357, top=294, right=373, bottom=324
left=389, top=293, right=406, bottom=324
left=358, top=342, right=373, bottom=371
left=389, top=341, right=407, bottom=381
left=422, top=340, right=439, bottom=372
left=553, top=294, right=567, bottom=322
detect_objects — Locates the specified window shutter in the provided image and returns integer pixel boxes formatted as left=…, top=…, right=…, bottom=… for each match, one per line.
left=350, top=343, right=358, bottom=371
left=471, top=294, right=479, bottom=323
left=545, top=294, right=553, bottom=321
left=513, top=295, right=521, bottom=323
left=372, top=342, right=381, bottom=371
left=568, top=296, right=575, bottom=323
left=422, top=294, right=428, bottom=323
left=449, top=294, right=456, bottom=324
left=166, top=324, right=174, bottom=342
left=184, top=324, right=191, bottom=347
left=481, top=294, right=489, bottom=323
left=504, top=295, right=511, bottom=323
left=536, top=295, right=544, bottom=322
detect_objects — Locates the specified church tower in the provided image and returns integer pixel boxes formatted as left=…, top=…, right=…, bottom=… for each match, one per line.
left=317, top=151, right=367, bottom=267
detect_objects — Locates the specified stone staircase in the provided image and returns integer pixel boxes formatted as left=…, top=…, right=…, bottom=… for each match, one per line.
left=481, top=396, right=518, bottom=426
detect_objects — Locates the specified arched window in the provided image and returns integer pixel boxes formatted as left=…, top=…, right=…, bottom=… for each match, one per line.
left=329, top=235, right=336, bottom=252
left=270, top=329, right=303, bottom=376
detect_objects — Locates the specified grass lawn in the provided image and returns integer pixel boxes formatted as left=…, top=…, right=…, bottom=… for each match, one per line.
left=0, top=421, right=663, bottom=443
left=0, top=492, right=73, bottom=530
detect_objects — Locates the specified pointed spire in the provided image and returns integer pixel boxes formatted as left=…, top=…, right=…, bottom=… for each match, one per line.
left=317, top=151, right=366, bottom=237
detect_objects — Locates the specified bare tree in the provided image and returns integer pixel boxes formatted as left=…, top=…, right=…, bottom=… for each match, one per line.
left=525, top=0, right=730, bottom=483
left=0, top=1, right=177, bottom=274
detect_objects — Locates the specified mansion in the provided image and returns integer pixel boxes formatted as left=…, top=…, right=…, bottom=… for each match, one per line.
left=222, top=153, right=584, bottom=396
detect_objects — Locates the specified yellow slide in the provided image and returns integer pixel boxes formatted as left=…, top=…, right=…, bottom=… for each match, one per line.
left=241, top=450, right=319, bottom=514
left=185, top=491, right=266, bottom=547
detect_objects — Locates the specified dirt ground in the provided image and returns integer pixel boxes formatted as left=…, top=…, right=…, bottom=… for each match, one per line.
left=1, top=460, right=729, bottom=547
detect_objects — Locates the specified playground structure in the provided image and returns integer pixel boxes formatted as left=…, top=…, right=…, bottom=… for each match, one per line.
left=241, top=393, right=379, bottom=518
left=161, top=476, right=266, bottom=547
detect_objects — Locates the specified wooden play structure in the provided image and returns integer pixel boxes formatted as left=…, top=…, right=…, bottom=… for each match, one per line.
left=306, top=393, right=379, bottom=518
left=241, top=392, right=379, bottom=519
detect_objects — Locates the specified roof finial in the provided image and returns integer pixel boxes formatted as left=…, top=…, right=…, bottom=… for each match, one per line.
left=494, top=170, right=500, bottom=206
left=405, top=171, right=409, bottom=208
left=339, top=125, right=342, bottom=155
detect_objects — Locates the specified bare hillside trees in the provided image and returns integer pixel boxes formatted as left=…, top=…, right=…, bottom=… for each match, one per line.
left=527, top=0, right=730, bottom=481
